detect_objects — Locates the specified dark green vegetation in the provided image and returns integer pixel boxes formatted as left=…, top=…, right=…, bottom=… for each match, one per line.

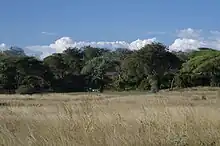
left=0, top=43, right=219, bottom=94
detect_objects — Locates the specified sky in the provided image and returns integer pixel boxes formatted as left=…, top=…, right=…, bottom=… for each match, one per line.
left=0, top=0, right=220, bottom=58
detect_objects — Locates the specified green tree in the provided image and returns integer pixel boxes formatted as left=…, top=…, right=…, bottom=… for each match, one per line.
left=121, top=43, right=182, bottom=92
left=44, top=49, right=86, bottom=92
left=82, top=46, right=106, bottom=62
left=81, top=56, right=119, bottom=92
left=0, top=56, right=18, bottom=93
left=63, top=47, right=84, bottom=75
left=43, top=53, right=67, bottom=79
left=120, top=53, right=146, bottom=90
left=16, top=75, right=51, bottom=94
left=177, top=48, right=220, bottom=87
left=15, top=56, right=53, bottom=92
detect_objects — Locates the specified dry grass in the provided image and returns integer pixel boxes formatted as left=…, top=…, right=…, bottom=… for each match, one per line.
left=1, top=87, right=220, bottom=146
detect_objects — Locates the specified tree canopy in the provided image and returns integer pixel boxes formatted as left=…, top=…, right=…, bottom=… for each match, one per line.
left=0, top=44, right=220, bottom=94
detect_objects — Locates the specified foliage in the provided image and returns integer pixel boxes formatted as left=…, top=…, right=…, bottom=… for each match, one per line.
left=175, top=48, right=220, bottom=88
left=0, top=44, right=220, bottom=94
left=138, top=78, right=151, bottom=90
left=0, top=56, right=18, bottom=93
left=119, top=43, right=182, bottom=92
left=43, top=53, right=67, bottom=79
left=81, top=55, right=119, bottom=92
left=82, top=46, right=109, bottom=62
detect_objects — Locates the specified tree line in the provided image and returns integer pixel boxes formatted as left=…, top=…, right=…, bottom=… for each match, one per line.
left=0, top=43, right=219, bottom=94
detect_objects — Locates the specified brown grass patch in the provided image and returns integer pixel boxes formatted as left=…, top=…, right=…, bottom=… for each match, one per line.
left=0, top=87, right=220, bottom=145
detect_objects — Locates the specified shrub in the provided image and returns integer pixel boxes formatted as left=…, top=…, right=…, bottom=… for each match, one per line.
left=138, top=78, right=151, bottom=90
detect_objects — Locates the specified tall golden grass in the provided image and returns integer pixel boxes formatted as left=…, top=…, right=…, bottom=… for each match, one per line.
left=1, top=87, right=220, bottom=146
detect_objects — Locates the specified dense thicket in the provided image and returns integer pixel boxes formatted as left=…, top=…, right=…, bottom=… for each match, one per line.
left=0, top=43, right=219, bottom=94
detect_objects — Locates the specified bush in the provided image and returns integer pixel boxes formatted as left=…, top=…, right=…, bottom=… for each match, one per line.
left=174, top=73, right=193, bottom=88
left=138, top=78, right=151, bottom=90
left=148, top=75, right=159, bottom=92
left=160, top=73, right=175, bottom=89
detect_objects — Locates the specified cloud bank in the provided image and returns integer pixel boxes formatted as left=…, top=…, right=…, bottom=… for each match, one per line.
left=25, top=37, right=157, bottom=59
left=48, top=37, right=157, bottom=52
left=1, top=28, right=220, bottom=59
left=168, top=28, right=220, bottom=52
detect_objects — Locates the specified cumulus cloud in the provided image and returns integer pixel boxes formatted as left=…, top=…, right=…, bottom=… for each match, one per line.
left=169, top=28, right=220, bottom=51
left=23, top=37, right=157, bottom=58
left=0, top=43, right=6, bottom=49
left=0, top=43, right=8, bottom=52
left=2, top=28, right=220, bottom=59
left=169, top=38, right=204, bottom=51
left=0, top=43, right=6, bottom=47
left=48, top=37, right=157, bottom=53
left=21, top=37, right=157, bottom=59
left=49, top=37, right=74, bottom=53
left=129, top=38, right=157, bottom=50
left=24, top=45, right=56, bottom=59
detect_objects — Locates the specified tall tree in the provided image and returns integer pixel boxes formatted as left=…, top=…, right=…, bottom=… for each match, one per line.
left=43, top=53, right=67, bottom=79
left=0, top=56, right=18, bottom=93
left=63, top=47, right=84, bottom=75
left=121, top=43, right=182, bottom=92
left=177, top=48, right=220, bottom=87
left=81, top=56, right=119, bottom=92
left=82, top=46, right=109, bottom=62
left=16, top=56, right=53, bottom=88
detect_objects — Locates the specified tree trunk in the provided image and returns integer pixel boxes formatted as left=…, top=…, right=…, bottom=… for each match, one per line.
left=210, top=73, right=217, bottom=87
left=170, top=77, right=175, bottom=91
left=99, top=78, right=105, bottom=93
left=148, top=74, right=159, bottom=93
left=99, top=85, right=104, bottom=93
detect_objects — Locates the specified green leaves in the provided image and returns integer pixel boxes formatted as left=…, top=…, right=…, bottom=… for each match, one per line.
left=120, top=43, right=182, bottom=91
left=176, top=49, right=220, bottom=88
left=1, top=43, right=220, bottom=94
left=81, top=55, right=119, bottom=92
left=181, top=49, right=220, bottom=74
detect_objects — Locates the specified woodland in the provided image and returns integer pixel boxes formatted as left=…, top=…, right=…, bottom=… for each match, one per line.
left=0, top=43, right=218, bottom=94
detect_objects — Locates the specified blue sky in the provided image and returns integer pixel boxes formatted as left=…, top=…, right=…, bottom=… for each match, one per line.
left=0, top=0, right=220, bottom=58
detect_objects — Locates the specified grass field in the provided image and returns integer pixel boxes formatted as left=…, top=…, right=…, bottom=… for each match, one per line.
left=1, top=87, right=220, bottom=146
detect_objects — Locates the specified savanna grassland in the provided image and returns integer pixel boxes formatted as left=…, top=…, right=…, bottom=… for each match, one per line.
left=1, top=87, right=220, bottom=146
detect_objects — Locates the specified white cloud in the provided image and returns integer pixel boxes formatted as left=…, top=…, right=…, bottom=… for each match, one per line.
left=210, top=30, right=220, bottom=36
left=25, top=32, right=220, bottom=58
left=209, top=30, right=220, bottom=41
left=2, top=28, right=220, bottom=59
left=129, top=38, right=157, bottom=50
left=48, top=37, right=157, bottom=53
left=41, top=31, right=57, bottom=36
left=177, top=28, right=202, bottom=39
left=1, top=37, right=157, bottom=59
left=24, top=45, right=56, bottom=59
left=206, top=39, right=220, bottom=49
left=169, top=38, right=204, bottom=51
left=0, top=43, right=8, bottom=52
left=169, top=28, right=220, bottom=52
left=0, top=43, right=6, bottom=48
left=49, top=37, right=74, bottom=53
